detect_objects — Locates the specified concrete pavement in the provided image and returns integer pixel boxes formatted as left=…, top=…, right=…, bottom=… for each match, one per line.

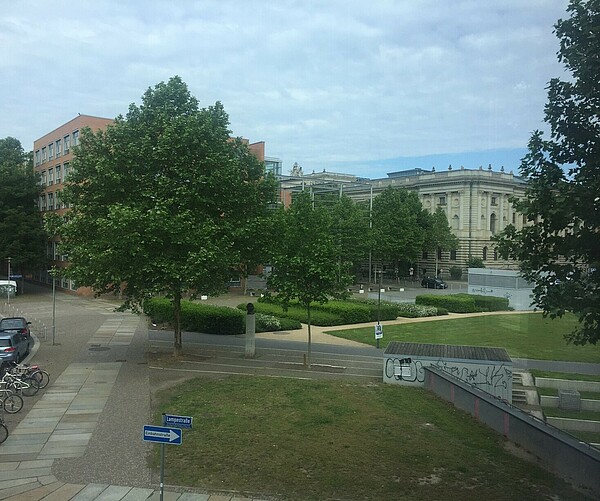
left=0, top=287, right=598, bottom=500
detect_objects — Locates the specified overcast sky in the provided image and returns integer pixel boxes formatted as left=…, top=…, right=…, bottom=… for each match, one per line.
left=1, top=0, right=570, bottom=179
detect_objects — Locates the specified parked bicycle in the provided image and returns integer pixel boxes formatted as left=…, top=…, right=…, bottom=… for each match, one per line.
left=5, top=362, right=50, bottom=389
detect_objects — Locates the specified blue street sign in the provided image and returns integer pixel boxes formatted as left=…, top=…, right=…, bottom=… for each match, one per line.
left=143, top=425, right=182, bottom=445
left=163, top=414, right=193, bottom=429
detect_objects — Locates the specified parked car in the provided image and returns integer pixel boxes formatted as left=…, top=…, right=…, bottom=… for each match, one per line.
left=0, top=331, right=32, bottom=363
left=421, top=276, right=448, bottom=289
left=0, top=317, right=31, bottom=337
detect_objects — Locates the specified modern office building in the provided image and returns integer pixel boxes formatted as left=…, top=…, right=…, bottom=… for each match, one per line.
left=32, top=115, right=114, bottom=291
left=278, top=164, right=528, bottom=281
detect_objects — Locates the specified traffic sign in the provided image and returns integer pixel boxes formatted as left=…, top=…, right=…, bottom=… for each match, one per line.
left=143, top=425, right=182, bottom=445
left=163, top=414, right=193, bottom=429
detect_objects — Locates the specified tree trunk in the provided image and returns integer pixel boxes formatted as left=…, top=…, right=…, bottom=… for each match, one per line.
left=173, top=289, right=182, bottom=357
left=306, top=304, right=312, bottom=368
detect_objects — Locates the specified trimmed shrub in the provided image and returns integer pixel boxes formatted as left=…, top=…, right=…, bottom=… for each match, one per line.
left=144, top=297, right=245, bottom=335
left=415, top=293, right=510, bottom=313
left=313, top=300, right=371, bottom=324
left=416, top=294, right=477, bottom=313
left=470, top=294, right=510, bottom=312
left=436, top=307, right=449, bottom=316
left=346, top=299, right=399, bottom=321
left=243, top=301, right=344, bottom=326
left=254, top=313, right=302, bottom=332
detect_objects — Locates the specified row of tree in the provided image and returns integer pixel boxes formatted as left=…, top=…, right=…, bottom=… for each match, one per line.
left=1, top=0, right=597, bottom=350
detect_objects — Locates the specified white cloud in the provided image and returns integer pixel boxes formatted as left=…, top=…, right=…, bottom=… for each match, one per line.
left=0, top=0, right=571, bottom=176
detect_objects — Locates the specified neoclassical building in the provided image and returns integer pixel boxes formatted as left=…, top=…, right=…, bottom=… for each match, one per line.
left=278, top=164, right=528, bottom=279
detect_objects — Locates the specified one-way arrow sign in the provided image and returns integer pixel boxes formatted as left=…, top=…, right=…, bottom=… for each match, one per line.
left=143, top=425, right=182, bottom=445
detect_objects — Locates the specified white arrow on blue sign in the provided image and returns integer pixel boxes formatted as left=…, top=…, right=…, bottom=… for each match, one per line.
left=143, top=425, right=182, bottom=445
left=163, top=414, right=193, bottom=429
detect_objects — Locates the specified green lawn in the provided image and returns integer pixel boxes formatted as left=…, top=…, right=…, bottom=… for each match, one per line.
left=327, top=313, right=600, bottom=363
left=154, top=376, right=582, bottom=500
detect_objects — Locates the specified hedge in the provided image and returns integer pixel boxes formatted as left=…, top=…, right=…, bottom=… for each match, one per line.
left=144, top=297, right=244, bottom=335
left=244, top=301, right=344, bottom=326
left=415, top=293, right=510, bottom=313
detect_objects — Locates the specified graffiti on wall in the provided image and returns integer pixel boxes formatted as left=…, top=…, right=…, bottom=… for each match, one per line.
left=385, top=356, right=512, bottom=396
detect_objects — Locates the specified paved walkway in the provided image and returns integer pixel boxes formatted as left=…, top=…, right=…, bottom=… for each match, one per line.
left=0, top=290, right=598, bottom=500
left=0, top=293, right=249, bottom=500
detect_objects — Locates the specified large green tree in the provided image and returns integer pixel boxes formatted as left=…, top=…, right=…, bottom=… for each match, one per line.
left=55, top=76, right=276, bottom=355
left=267, top=191, right=353, bottom=366
left=0, top=137, right=46, bottom=278
left=371, top=186, right=430, bottom=274
left=424, top=207, right=459, bottom=277
left=496, top=0, right=600, bottom=345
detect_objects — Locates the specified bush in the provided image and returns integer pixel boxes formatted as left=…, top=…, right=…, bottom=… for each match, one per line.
left=245, top=301, right=344, bottom=326
left=467, top=257, right=485, bottom=268
left=396, top=303, right=438, bottom=318
left=416, top=294, right=477, bottom=313
left=436, top=307, right=449, bottom=316
left=470, top=295, right=510, bottom=312
left=345, top=299, right=399, bottom=322
left=144, top=297, right=244, bottom=335
left=415, top=293, right=510, bottom=313
left=449, top=266, right=462, bottom=280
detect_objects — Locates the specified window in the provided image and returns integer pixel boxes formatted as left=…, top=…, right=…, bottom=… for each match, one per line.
left=40, top=194, right=46, bottom=211
left=491, top=196, right=497, bottom=206
left=42, top=147, right=47, bottom=162
left=438, top=195, right=446, bottom=205
left=437, top=247, right=442, bottom=260
left=47, top=192, right=54, bottom=211
left=512, top=212, right=516, bottom=224
left=422, top=251, right=428, bottom=259
left=35, top=150, right=41, bottom=166
left=72, top=130, right=79, bottom=146
left=55, top=139, right=62, bottom=157
left=452, top=214, right=459, bottom=230
left=490, top=213, right=497, bottom=234
left=493, top=248, right=498, bottom=260
left=41, top=170, right=47, bottom=186
left=48, top=167, right=54, bottom=186
left=63, top=162, right=69, bottom=179
left=64, top=135, right=70, bottom=153
left=482, top=246, right=488, bottom=260
left=450, top=249, right=457, bottom=260
left=55, top=165, right=61, bottom=184
left=48, top=142, right=54, bottom=160
left=522, top=214, right=527, bottom=225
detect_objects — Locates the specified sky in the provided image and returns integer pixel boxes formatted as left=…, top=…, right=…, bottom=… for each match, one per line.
left=1, top=0, right=570, bottom=179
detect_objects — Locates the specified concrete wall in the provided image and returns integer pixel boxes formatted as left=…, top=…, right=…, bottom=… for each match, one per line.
left=383, top=354, right=512, bottom=401
left=424, top=367, right=600, bottom=497
left=467, top=268, right=534, bottom=310
left=536, top=378, right=600, bottom=392
left=540, top=396, right=600, bottom=412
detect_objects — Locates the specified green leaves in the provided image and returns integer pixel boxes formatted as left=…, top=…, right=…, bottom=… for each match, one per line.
left=495, top=1, right=600, bottom=345
left=53, top=76, right=275, bottom=353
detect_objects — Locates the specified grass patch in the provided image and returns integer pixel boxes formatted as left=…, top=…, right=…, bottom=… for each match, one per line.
left=530, top=370, right=600, bottom=382
left=328, top=313, right=600, bottom=363
left=152, top=376, right=581, bottom=500
left=537, top=387, right=600, bottom=400
left=567, top=430, right=600, bottom=445
left=544, top=407, right=600, bottom=421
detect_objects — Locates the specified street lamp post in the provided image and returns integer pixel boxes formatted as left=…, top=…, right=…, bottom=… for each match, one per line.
left=376, top=268, right=383, bottom=349
left=6, top=257, right=11, bottom=306
left=49, top=267, right=57, bottom=345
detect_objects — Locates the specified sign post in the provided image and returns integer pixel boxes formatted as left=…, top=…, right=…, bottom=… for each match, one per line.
left=143, top=424, right=184, bottom=500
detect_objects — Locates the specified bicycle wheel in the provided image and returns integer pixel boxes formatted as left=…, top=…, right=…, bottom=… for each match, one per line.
left=21, top=377, right=40, bottom=397
left=0, top=423, right=7, bottom=444
left=3, top=394, right=23, bottom=414
left=30, top=370, right=50, bottom=389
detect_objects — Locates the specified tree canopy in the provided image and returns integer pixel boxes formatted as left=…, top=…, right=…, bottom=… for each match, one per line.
left=0, top=137, right=46, bottom=276
left=55, top=76, right=277, bottom=355
left=267, top=191, right=353, bottom=365
left=496, top=0, right=600, bottom=345
left=424, top=207, right=458, bottom=276
left=371, top=186, right=431, bottom=270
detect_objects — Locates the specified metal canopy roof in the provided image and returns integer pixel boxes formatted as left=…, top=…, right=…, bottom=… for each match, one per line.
left=384, top=341, right=512, bottom=362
